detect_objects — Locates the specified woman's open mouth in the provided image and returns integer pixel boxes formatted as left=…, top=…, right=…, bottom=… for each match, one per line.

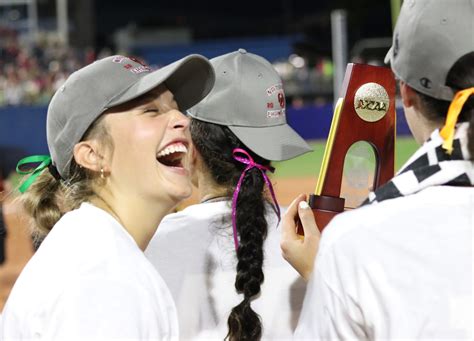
left=156, top=142, right=188, bottom=169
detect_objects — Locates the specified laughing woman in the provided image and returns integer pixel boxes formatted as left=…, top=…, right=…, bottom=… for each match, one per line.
left=146, top=50, right=313, bottom=340
left=0, top=54, right=214, bottom=339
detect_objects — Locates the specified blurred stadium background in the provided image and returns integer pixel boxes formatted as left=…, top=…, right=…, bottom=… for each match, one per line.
left=0, top=0, right=414, bottom=310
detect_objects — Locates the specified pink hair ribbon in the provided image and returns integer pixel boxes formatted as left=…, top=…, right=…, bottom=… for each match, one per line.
left=231, top=148, right=281, bottom=251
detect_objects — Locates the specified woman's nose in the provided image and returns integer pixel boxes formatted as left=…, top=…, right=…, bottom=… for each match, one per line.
left=170, top=110, right=190, bottom=130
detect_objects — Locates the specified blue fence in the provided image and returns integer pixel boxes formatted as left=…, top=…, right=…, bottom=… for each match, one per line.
left=0, top=105, right=410, bottom=157
left=0, top=106, right=48, bottom=157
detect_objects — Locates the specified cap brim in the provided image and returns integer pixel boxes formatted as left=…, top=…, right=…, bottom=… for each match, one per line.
left=228, top=124, right=313, bottom=161
left=384, top=47, right=393, bottom=65
left=108, top=54, right=215, bottom=110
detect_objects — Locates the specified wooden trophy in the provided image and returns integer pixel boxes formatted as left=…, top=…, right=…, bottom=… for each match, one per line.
left=299, top=63, right=396, bottom=234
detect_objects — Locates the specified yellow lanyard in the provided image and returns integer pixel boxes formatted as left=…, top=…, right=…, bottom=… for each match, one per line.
left=440, top=87, right=474, bottom=154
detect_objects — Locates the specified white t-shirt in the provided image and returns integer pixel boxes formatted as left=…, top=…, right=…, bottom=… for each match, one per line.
left=0, top=202, right=178, bottom=340
left=145, top=201, right=306, bottom=340
left=296, top=186, right=473, bottom=340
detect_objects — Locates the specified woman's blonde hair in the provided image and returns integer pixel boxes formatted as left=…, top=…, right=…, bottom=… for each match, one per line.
left=20, top=115, right=113, bottom=245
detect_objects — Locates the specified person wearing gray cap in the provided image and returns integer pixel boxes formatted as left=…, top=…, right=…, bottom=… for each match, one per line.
left=282, top=0, right=473, bottom=339
left=0, top=54, right=215, bottom=339
left=145, top=49, right=312, bottom=340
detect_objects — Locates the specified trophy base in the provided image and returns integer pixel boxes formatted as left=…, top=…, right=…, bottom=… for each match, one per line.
left=297, top=194, right=345, bottom=235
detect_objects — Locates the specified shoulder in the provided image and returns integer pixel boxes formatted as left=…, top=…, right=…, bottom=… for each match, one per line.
left=154, top=202, right=230, bottom=241
left=326, top=186, right=471, bottom=234
left=57, top=202, right=116, bottom=228
left=52, top=203, right=120, bottom=244
left=36, top=202, right=146, bottom=279
left=146, top=201, right=231, bottom=261
left=161, top=202, right=229, bottom=229
left=317, top=185, right=473, bottom=264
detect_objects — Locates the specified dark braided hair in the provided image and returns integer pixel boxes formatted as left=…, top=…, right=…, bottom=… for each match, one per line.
left=414, top=52, right=474, bottom=158
left=191, top=118, right=271, bottom=341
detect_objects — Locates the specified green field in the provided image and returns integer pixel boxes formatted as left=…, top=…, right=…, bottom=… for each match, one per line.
left=273, top=136, right=419, bottom=178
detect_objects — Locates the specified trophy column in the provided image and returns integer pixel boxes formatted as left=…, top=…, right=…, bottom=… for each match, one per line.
left=301, top=63, right=396, bottom=233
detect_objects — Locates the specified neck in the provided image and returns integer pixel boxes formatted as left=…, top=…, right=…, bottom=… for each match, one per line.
left=421, top=118, right=444, bottom=144
left=196, top=167, right=229, bottom=203
left=90, top=189, right=173, bottom=251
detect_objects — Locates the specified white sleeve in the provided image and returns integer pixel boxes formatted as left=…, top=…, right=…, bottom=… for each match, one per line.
left=294, top=246, right=367, bottom=340
left=43, top=277, right=169, bottom=339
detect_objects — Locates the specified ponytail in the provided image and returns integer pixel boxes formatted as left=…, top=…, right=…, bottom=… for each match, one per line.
left=226, top=164, right=268, bottom=341
left=191, top=119, right=271, bottom=340
left=21, top=169, right=63, bottom=241
left=19, top=113, right=112, bottom=246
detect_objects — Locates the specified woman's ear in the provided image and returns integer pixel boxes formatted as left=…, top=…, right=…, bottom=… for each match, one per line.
left=73, top=140, right=105, bottom=173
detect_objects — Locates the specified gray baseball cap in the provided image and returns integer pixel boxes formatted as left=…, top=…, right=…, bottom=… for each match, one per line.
left=47, top=54, right=215, bottom=178
left=385, top=0, right=474, bottom=101
left=187, top=49, right=312, bottom=161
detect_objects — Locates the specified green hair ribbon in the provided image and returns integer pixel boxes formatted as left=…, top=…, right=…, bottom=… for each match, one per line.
left=16, top=155, right=52, bottom=193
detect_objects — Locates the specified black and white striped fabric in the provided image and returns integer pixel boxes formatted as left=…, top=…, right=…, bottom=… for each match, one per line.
left=362, top=123, right=474, bottom=206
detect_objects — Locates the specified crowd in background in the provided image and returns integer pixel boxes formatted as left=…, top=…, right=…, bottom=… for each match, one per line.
left=0, top=25, right=337, bottom=108
left=0, top=26, right=98, bottom=106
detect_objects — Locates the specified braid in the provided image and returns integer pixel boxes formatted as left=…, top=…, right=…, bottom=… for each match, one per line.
left=190, top=119, right=270, bottom=340
left=228, top=166, right=267, bottom=341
